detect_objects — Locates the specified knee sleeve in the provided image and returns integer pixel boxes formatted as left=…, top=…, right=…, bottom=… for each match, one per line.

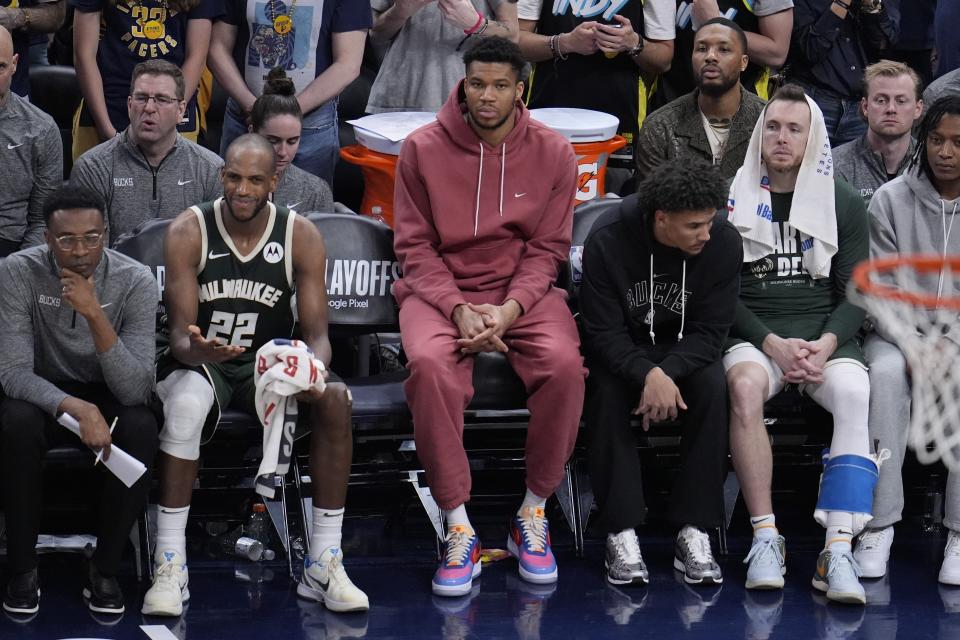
left=157, top=370, right=215, bottom=461
left=807, top=361, right=870, bottom=458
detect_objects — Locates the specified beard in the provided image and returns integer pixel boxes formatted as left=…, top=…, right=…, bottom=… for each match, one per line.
left=698, top=70, right=741, bottom=98
left=468, top=109, right=513, bottom=131
left=224, top=195, right=268, bottom=223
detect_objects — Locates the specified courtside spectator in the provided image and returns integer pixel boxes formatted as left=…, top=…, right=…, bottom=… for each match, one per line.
left=208, top=0, right=371, bottom=185
left=635, top=18, right=764, bottom=181
left=70, top=60, right=222, bottom=244
left=0, top=25, right=61, bottom=254
left=653, top=0, right=793, bottom=106
left=789, top=0, right=898, bottom=145
left=833, top=60, right=922, bottom=204
left=518, top=0, right=675, bottom=169
left=725, top=85, right=875, bottom=604
left=367, top=0, right=519, bottom=114
left=856, top=97, right=960, bottom=585
left=0, top=0, right=63, bottom=97
left=71, top=0, right=221, bottom=160
left=580, top=160, right=741, bottom=587
left=393, top=37, right=585, bottom=597
left=249, top=67, right=334, bottom=212
left=0, top=186, right=159, bottom=617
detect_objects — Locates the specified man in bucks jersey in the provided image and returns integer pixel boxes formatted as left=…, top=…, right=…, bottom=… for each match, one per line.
left=142, top=134, right=367, bottom=616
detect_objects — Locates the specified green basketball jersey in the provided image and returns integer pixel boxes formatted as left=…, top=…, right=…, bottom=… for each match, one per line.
left=191, top=198, right=296, bottom=363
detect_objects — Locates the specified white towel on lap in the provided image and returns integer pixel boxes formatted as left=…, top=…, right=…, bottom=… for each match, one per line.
left=727, top=94, right=838, bottom=279
left=253, top=339, right=326, bottom=498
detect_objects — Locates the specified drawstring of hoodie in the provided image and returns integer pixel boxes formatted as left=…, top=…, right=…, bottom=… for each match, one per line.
left=473, top=142, right=506, bottom=237
left=938, top=199, right=960, bottom=301
left=648, top=254, right=686, bottom=345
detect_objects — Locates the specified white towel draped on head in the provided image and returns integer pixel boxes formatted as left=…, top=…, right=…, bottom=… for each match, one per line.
left=727, top=94, right=838, bottom=279
left=253, top=339, right=326, bottom=498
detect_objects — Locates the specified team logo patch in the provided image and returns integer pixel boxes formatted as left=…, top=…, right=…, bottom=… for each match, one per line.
left=263, top=241, right=284, bottom=264
left=751, top=257, right=775, bottom=279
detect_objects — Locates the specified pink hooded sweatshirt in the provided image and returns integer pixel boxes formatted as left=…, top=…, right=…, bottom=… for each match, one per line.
left=392, top=81, right=578, bottom=320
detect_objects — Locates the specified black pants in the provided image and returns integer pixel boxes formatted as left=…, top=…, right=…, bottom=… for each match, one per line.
left=586, top=360, right=729, bottom=533
left=0, top=384, right=158, bottom=575
left=0, top=238, right=20, bottom=258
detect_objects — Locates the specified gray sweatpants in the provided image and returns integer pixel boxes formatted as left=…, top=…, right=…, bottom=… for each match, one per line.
left=865, top=332, right=960, bottom=529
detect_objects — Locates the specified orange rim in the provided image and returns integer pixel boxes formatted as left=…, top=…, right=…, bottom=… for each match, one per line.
left=852, top=254, right=960, bottom=311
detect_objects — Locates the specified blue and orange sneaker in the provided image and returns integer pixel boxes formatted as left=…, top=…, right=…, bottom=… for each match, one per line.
left=432, top=525, right=482, bottom=597
left=507, top=506, right=558, bottom=584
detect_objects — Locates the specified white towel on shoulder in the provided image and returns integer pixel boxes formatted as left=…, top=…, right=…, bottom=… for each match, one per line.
left=253, top=339, right=326, bottom=498
left=727, top=94, right=838, bottom=278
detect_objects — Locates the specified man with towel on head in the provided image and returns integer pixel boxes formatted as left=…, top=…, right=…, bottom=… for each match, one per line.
left=724, top=84, right=880, bottom=605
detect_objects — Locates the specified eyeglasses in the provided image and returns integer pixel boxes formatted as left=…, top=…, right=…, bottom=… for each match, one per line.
left=54, top=233, right=104, bottom=251
left=131, top=93, right=181, bottom=107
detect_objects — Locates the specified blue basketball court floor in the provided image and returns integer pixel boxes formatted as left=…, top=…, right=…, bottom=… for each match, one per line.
left=1, top=502, right=955, bottom=640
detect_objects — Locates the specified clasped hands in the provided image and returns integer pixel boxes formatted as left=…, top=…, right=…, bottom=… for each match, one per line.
left=763, top=333, right=839, bottom=385
left=453, top=300, right=521, bottom=355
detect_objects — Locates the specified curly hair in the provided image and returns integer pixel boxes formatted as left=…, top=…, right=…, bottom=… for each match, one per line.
left=462, top=36, right=529, bottom=83
left=909, top=96, right=960, bottom=185
left=635, top=160, right=727, bottom=217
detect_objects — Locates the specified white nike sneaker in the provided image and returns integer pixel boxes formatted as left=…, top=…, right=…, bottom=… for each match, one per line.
left=141, top=550, right=189, bottom=617
left=853, top=526, right=894, bottom=579
left=297, top=546, right=369, bottom=613
left=940, top=529, right=960, bottom=585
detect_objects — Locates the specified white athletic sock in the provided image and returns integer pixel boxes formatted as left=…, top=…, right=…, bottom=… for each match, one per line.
left=520, top=489, right=547, bottom=513
left=751, top=514, right=778, bottom=540
left=443, top=504, right=472, bottom=531
left=155, top=505, right=189, bottom=563
left=310, top=507, right=344, bottom=558
left=826, top=511, right=854, bottom=552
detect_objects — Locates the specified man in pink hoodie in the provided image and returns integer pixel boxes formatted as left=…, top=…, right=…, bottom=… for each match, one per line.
left=393, top=36, right=585, bottom=597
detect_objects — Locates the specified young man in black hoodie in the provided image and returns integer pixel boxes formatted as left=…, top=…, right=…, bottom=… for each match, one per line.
left=580, top=160, right=742, bottom=587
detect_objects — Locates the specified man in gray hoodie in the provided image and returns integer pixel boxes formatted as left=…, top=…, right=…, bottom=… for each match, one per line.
left=0, top=185, right=159, bottom=617
left=70, top=59, right=222, bottom=245
left=855, top=96, right=960, bottom=584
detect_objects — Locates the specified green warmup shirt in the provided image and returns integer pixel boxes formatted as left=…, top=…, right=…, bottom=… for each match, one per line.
left=728, top=179, right=868, bottom=361
left=192, top=198, right=297, bottom=364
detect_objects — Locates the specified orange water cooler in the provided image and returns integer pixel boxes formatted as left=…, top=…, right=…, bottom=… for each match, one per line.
left=340, top=112, right=437, bottom=227
left=529, top=108, right=626, bottom=206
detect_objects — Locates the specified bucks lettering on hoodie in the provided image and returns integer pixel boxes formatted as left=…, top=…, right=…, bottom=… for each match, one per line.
left=579, top=195, right=743, bottom=387
left=392, top=81, right=578, bottom=320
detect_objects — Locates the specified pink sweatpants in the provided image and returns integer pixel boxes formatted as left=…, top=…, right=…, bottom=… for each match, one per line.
left=400, top=288, right=587, bottom=510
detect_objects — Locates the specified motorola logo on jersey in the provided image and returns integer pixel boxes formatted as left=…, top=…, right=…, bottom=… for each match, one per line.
left=263, top=241, right=284, bottom=264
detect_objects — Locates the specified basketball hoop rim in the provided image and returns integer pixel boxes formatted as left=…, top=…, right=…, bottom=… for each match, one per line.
left=852, top=254, right=960, bottom=311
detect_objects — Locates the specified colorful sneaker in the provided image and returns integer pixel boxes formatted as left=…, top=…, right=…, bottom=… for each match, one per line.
left=507, top=506, right=558, bottom=585
left=141, top=550, right=189, bottom=617
left=853, top=526, right=893, bottom=579
left=673, top=526, right=722, bottom=584
left=811, top=548, right=865, bottom=605
left=432, top=526, right=482, bottom=597
left=298, top=546, right=369, bottom=612
left=940, top=529, right=960, bottom=585
left=605, top=529, right=649, bottom=586
left=744, top=535, right=786, bottom=590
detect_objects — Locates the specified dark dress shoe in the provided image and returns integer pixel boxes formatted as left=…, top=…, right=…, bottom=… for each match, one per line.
left=3, top=568, right=39, bottom=615
left=82, top=562, right=125, bottom=614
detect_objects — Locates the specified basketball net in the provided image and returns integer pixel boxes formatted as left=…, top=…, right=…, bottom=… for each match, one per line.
left=850, top=255, right=960, bottom=471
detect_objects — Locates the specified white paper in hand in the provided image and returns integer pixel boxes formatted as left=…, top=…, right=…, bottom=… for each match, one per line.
left=57, top=413, right=147, bottom=488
